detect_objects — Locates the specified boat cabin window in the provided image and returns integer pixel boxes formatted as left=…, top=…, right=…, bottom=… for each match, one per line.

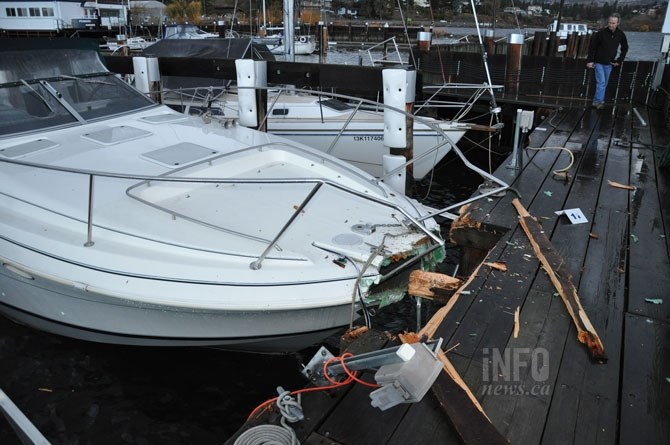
left=271, top=108, right=289, bottom=116
left=53, top=74, right=154, bottom=120
left=0, top=74, right=155, bottom=137
left=318, top=99, right=352, bottom=111
left=0, top=83, right=77, bottom=136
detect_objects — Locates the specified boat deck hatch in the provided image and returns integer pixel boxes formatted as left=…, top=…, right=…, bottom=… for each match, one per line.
left=318, top=99, right=352, bottom=111
left=139, top=114, right=189, bottom=125
left=0, top=138, right=59, bottom=159
left=141, top=142, right=219, bottom=167
left=81, top=126, right=152, bottom=146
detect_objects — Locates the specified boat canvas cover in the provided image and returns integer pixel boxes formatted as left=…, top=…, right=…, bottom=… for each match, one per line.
left=141, top=39, right=275, bottom=92
left=142, top=38, right=275, bottom=61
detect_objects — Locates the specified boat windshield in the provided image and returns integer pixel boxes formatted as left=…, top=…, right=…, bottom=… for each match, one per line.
left=0, top=74, right=155, bottom=137
left=0, top=47, right=156, bottom=137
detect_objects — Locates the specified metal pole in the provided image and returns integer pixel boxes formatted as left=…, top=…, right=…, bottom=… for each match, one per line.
left=250, top=182, right=324, bottom=270
left=84, top=174, right=95, bottom=247
left=507, top=108, right=523, bottom=171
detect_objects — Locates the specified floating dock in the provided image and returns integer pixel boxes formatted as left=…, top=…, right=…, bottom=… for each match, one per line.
left=227, top=102, right=670, bottom=444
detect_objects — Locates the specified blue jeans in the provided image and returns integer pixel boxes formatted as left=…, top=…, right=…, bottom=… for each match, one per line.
left=594, top=63, right=613, bottom=103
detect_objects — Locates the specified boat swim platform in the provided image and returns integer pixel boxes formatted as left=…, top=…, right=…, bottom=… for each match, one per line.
left=226, top=102, right=670, bottom=444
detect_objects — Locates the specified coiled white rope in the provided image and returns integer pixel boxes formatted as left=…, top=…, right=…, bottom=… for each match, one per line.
left=233, top=424, right=294, bottom=445
left=233, top=389, right=302, bottom=445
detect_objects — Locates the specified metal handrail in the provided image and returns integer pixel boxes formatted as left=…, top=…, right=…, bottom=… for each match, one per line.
left=0, top=143, right=443, bottom=275
left=241, top=87, right=484, bottom=188
left=361, top=36, right=406, bottom=66
left=180, top=85, right=512, bottom=222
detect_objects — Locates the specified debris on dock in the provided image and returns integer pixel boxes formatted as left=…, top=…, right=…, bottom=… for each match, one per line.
left=408, top=270, right=462, bottom=303
left=511, top=198, right=607, bottom=363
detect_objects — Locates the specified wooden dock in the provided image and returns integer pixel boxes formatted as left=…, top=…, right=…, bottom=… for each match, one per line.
left=226, top=102, right=670, bottom=444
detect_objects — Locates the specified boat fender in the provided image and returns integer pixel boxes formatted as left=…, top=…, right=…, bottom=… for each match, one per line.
left=299, top=36, right=307, bottom=43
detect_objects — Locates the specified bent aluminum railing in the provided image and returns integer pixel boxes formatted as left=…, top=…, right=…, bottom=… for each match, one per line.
left=0, top=142, right=444, bottom=282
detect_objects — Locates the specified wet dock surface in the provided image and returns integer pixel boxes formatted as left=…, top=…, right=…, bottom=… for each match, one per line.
left=227, top=102, right=670, bottom=444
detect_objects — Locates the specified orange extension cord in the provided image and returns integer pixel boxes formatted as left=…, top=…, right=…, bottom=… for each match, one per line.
left=246, top=352, right=380, bottom=421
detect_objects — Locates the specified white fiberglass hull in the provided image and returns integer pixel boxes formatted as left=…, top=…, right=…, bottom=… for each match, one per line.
left=268, top=123, right=466, bottom=179
left=0, top=42, right=444, bottom=352
left=0, top=109, right=442, bottom=352
left=0, top=244, right=351, bottom=351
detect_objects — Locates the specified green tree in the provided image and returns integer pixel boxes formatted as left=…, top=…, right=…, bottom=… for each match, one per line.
left=166, top=0, right=203, bottom=24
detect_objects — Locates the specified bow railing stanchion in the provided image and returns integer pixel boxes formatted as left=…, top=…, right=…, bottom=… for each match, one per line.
left=249, top=181, right=324, bottom=270
left=326, top=99, right=364, bottom=155
left=84, top=174, right=95, bottom=247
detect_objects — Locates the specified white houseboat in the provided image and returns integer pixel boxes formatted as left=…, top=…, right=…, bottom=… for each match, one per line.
left=547, top=20, right=591, bottom=36
left=0, top=0, right=129, bottom=32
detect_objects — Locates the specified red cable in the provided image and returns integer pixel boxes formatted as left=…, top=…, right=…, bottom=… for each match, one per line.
left=246, top=352, right=380, bottom=421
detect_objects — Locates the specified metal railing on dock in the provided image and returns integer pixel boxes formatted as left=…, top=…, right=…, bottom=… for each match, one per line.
left=0, top=388, right=50, bottom=444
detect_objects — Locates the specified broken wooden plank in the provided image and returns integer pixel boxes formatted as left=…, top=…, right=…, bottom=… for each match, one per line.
left=408, top=270, right=462, bottom=302
left=511, top=198, right=607, bottom=363
left=513, top=306, right=520, bottom=338
left=430, top=352, right=509, bottom=445
left=419, top=256, right=488, bottom=340
left=449, top=204, right=510, bottom=276
left=399, top=333, right=508, bottom=445
left=484, top=261, right=508, bottom=272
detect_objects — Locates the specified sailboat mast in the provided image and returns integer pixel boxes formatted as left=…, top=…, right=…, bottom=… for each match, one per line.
left=262, top=0, right=267, bottom=32
left=283, top=0, right=295, bottom=60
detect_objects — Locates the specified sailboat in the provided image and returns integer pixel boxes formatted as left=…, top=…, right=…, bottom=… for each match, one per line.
left=0, top=39, right=445, bottom=352
left=255, top=0, right=316, bottom=57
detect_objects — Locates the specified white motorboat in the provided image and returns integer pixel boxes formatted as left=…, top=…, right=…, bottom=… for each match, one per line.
left=255, top=27, right=317, bottom=55
left=162, top=23, right=219, bottom=39
left=0, top=39, right=446, bottom=352
left=101, top=36, right=157, bottom=53
left=171, top=89, right=472, bottom=179
left=266, top=34, right=317, bottom=55
left=146, top=39, right=494, bottom=180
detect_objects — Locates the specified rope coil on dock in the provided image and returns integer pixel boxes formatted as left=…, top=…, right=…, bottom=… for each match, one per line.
left=233, top=389, right=302, bottom=445
left=233, top=425, right=296, bottom=445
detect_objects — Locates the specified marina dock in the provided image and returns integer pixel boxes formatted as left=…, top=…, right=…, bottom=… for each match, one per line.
left=227, top=102, right=670, bottom=444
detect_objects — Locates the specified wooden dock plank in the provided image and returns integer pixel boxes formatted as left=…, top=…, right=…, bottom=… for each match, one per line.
left=628, top=105, right=670, bottom=322
left=442, top=108, right=591, bottom=361
left=619, top=314, right=670, bottom=445
left=479, top=286, right=571, bottom=443
left=447, top=107, right=598, bottom=366
left=456, top=107, right=583, bottom=235
left=317, top=382, right=407, bottom=444
left=540, top=129, right=632, bottom=444
left=387, top=390, right=461, bottom=444
left=413, top=106, right=604, bottom=444
left=646, top=106, right=670, bottom=259
left=476, top=107, right=624, bottom=443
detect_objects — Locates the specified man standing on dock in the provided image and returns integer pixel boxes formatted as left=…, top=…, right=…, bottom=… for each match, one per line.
left=586, top=13, right=629, bottom=109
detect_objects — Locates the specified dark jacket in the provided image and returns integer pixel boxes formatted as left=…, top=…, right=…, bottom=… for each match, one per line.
left=588, top=27, right=629, bottom=65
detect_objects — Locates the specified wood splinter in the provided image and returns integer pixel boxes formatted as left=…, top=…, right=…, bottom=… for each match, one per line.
left=408, top=270, right=462, bottom=303
left=511, top=198, right=607, bottom=363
